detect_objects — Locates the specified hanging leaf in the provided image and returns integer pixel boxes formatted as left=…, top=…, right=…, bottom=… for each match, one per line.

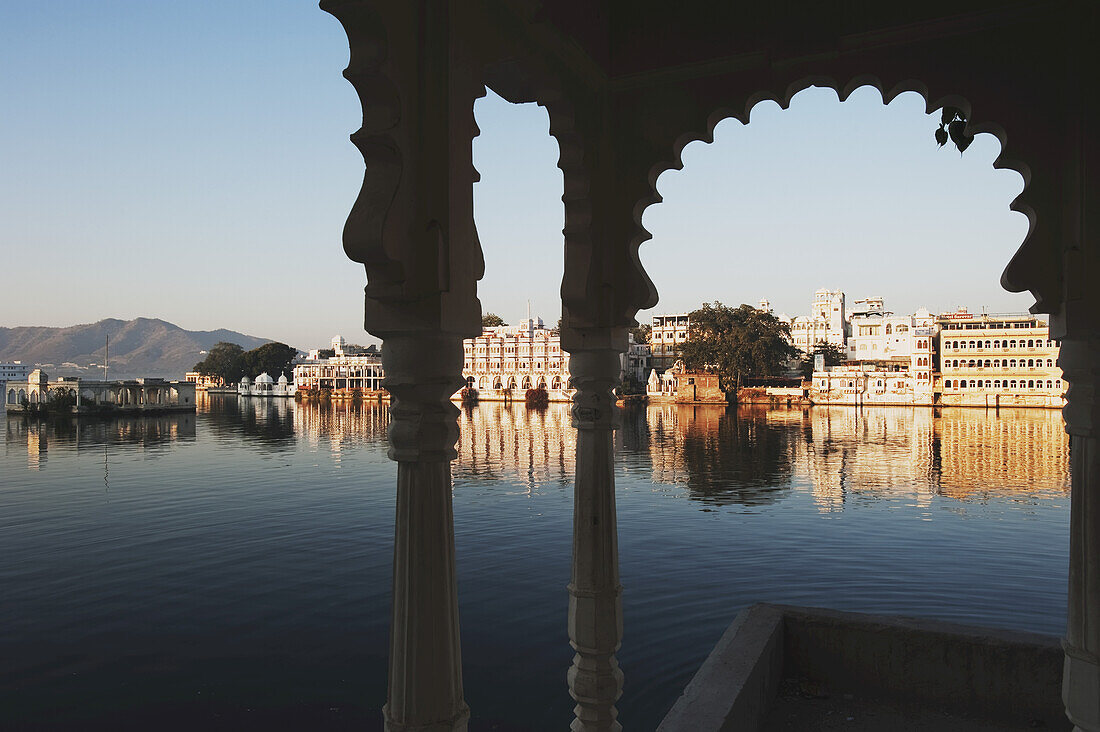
left=935, top=127, right=949, bottom=146
left=948, top=120, right=966, bottom=145
left=941, top=106, right=959, bottom=126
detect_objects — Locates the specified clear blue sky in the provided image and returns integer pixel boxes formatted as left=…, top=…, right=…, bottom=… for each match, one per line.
left=0, top=2, right=1033, bottom=350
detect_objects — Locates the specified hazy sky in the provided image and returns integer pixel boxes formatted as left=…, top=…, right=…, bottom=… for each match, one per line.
left=1, top=2, right=1033, bottom=349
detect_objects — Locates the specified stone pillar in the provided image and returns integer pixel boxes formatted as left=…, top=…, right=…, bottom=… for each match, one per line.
left=1062, top=337, right=1100, bottom=732
left=381, top=333, right=469, bottom=732
left=567, top=345, right=624, bottom=732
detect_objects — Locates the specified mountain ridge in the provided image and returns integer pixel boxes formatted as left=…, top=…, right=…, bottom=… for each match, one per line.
left=0, top=318, right=284, bottom=380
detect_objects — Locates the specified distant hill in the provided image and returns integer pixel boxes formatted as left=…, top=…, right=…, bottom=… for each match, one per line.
left=0, top=318, right=279, bottom=380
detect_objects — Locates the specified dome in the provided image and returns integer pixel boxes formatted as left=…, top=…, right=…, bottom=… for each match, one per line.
left=240, top=376, right=251, bottom=385
left=255, top=372, right=274, bottom=384
left=277, top=373, right=288, bottom=384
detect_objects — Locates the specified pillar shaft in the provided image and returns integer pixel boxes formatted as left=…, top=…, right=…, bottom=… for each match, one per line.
left=382, top=334, right=468, bottom=732
left=567, top=348, right=624, bottom=732
left=1062, top=337, right=1100, bottom=731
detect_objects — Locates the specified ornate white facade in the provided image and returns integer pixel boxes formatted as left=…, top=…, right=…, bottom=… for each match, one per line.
left=460, top=318, right=571, bottom=400
left=238, top=372, right=297, bottom=397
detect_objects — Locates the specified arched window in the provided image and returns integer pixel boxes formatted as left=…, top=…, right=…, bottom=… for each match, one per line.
left=983, top=359, right=990, bottom=367
left=507, top=376, right=517, bottom=389
left=29, top=390, right=38, bottom=403
left=6, top=389, right=14, bottom=404
left=885, top=324, right=892, bottom=334
left=493, top=377, right=503, bottom=389
left=1028, top=358, right=1034, bottom=367
left=1046, top=380, right=1053, bottom=388
left=466, top=376, right=475, bottom=389
left=537, top=377, right=547, bottom=389
left=552, top=376, right=562, bottom=390
left=1028, top=339, right=1035, bottom=348
left=1010, top=359, right=1017, bottom=367
left=985, top=380, right=992, bottom=388
left=1047, top=359, right=1054, bottom=367
left=1028, top=379, right=1035, bottom=388
left=478, top=376, right=488, bottom=389
left=521, top=376, right=531, bottom=390
left=968, top=359, right=976, bottom=368
left=1010, top=340, right=1017, bottom=348
left=1010, top=380, right=1018, bottom=389
left=994, top=359, right=1001, bottom=367
left=985, top=340, right=991, bottom=348
left=945, top=380, right=953, bottom=388
left=994, top=340, right=1001, bottom=348
left=994, top=380, right=1001, bottom=388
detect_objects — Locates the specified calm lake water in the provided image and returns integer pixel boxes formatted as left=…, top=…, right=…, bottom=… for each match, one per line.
left=0, top=396, right=1071, bottom=730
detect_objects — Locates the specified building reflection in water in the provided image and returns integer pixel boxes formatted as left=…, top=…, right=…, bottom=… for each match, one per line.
left=291, top=397, right=390, bottom=454
left=454, top=402, right=575, bottom=492
left=620, top=404, right=1070, bottom=512
left=444, top=401, right=1070, bottom=511
left=4, top=411, right=197, bottom=470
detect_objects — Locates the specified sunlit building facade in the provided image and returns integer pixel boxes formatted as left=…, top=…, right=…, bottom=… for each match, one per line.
left=461, top=317, right=572, bottom=400
left=937, top=311, right=1064, bottom=408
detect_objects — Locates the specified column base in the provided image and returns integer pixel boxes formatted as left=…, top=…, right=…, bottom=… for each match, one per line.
left=383, top=703, right=470, bottom=732
left=1065, top=641, right=1100, bottom=731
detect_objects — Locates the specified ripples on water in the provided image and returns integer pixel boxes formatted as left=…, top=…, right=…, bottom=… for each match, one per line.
left=0, top=397, right=1070, bottom=730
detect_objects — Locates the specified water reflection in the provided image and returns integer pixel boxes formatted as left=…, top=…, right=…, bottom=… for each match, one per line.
left=4, top=412, right=196, bottom=469
left=627, top=405, right=796, bottom=506
left=455, top=402, right=575, bottom=490
left=447, top=402, right=1070, bottom=509
left=200, top=393, right=297, bottom=451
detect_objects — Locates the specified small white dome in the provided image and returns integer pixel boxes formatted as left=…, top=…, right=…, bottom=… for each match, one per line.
left=241, top=376, right=251, bottom=385
left=277, top=372, right=288, bottom=384
left=255, top=372, right=274, bottom=384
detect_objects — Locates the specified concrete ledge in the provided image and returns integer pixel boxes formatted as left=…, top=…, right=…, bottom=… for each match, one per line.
left=657, top=604, right=784, bottom=732
left=659, top=603, right=1067, bottom=731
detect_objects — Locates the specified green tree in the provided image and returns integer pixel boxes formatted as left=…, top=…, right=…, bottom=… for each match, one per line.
left=799, top=340, right=847, bottom=379
left=630, top=323, right=651, bottom=344
left=679, top=302, right=800, bottom=393
left=482, top=313, right=506, bottom=328
left=551, top=317, right=562, bottom=335
left=243, top=342, right=298, bottom=379
left=194, top=342, right=246, bottom=383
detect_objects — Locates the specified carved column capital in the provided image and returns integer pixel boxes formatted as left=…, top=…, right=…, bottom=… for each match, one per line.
left=382, top=333, right=464, bottom=462
left=1060, top=337, right=1100, bottom=438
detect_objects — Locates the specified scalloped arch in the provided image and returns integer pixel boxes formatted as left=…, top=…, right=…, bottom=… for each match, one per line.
left=631, top=74, right=1052, bottom=313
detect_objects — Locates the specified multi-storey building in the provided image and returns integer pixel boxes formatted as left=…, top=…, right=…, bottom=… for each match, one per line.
left=846, top=305, right=935, bottom=362
left=461, top=317, right=572, bottom=400
left=1, top=361, right=30, bottom=388
left=787, top=288, right=847, bottom=353
left=293, top=335, right=384, bottom=392
left=937, top=310, right=1064, bottom=408
left=650, top=313, right=690, bottom=370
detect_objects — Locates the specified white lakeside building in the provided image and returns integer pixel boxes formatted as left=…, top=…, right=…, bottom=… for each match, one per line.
left=293, top=335, right=385, bottom=393
left=459, top=316, right=648, bottom=402
left=238, top=372, right=297, bottom=397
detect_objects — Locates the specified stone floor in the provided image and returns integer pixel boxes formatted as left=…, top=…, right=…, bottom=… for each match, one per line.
left=761, top=678, right=1062, bottom=731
